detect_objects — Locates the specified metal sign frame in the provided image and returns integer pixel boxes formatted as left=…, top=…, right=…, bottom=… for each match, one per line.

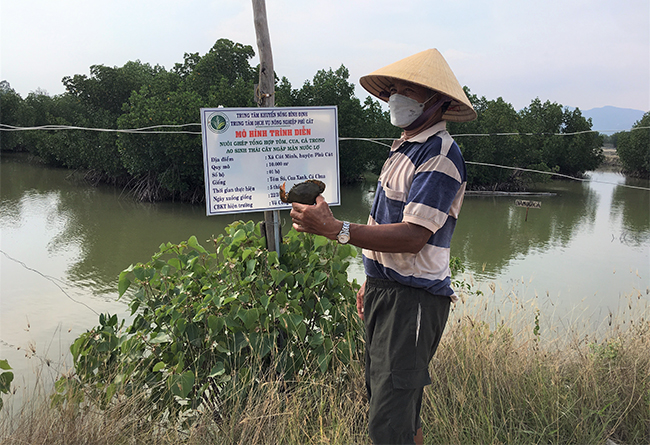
left=201, top=106, right=340, bottom=216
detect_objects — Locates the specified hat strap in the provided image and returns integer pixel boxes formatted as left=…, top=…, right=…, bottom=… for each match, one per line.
left=403, top=96, right=448, bottom=131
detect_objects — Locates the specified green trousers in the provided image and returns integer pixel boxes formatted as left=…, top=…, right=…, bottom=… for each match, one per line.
left=364, top=277, right=451, bottom=445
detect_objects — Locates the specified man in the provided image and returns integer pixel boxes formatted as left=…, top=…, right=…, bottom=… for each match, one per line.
left=290, top=48, right=476, bottom=445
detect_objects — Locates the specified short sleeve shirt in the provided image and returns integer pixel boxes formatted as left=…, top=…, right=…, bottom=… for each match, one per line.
left=362, top=121, right=466, bottom=300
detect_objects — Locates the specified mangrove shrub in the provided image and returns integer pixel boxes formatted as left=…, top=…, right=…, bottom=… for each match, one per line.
left=55, top=221, right=362, bottom=419
left=616, top=112, right=650, bottom=177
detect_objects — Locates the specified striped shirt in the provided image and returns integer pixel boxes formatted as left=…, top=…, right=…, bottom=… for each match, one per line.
left=362, top=121, right=466, bottom=301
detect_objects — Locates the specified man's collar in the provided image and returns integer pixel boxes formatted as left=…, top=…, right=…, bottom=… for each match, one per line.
left=391, top=121, right=447, bottom=151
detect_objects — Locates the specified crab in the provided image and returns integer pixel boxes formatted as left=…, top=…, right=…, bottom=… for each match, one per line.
left=279, top=179, right=326, bottom=205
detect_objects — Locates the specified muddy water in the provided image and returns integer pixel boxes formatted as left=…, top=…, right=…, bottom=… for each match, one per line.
left=1, top=153, right=648, bottom=409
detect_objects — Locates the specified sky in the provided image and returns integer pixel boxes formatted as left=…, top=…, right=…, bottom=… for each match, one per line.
left=1, top=0, right=648, bottom=113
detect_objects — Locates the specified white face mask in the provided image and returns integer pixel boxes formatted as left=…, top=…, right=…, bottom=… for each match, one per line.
left=388, top=94, right=426, bottom=128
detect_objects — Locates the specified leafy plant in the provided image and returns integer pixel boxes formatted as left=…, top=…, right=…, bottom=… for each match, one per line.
left=0, top=359, right=13, bottom=411
left=56, top=221, right=362, bottom=419
left=449, top=256, right=483, bottom=298
left=616, top=112, right=650, bottom=177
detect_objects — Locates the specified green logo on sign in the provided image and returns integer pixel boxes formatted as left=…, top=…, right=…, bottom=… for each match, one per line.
left=208, top=112, right=229, bottom=134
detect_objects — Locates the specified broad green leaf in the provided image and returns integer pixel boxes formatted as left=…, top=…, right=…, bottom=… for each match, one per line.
left=167, top=258, right=181, bottom=270
left=153, top=361, right=166, bottom=372
left=150, top=332, right=171, bottom=344
left=246, top=259, right=256, bottom=275
left=175, top=318, right=187, bottom=334
left=223, top=295, right=238, bottom=305
left=169, top=371, right=194, bottom=399
left=234, top=331, right=247, bottom=352
left=105, top=383, right=117, bottom=404
left=309, top=332, right=324, bottom=347
left=208, top=362, right=225, bottom=378
left=0, top=360, right=11, bottom=371
left=133, top=266, right=145, bottom=281
left=185, top=323, right=200, bottom=345
left=313, top=271, right=327, bottom=285
left=192, top=307, right=208, bottom=322
left=241, top=308, right=259, bottom=330
left=336, top=341, right=351, bottom=364
left=118, top=272, right=131, bottom=297
left=0, top=371, right=14, bottom=392
left=267, top=250, right=279, bottom=266
left=232, top=228, right=246, bottom=243
left=187, top=235, right=207, bottom=254
left=208, top=315, right=224, bottom=334
left=318, top=351, right=331, bottom=373
left=260, top=293, right=271, bottom=309
left=297, top=322, right=306, bottom=340
left=215, top=342, right=229, bottom=353
left=270, top=269, right=287, bottom=285
left=313, top=235, right=329, bottom=248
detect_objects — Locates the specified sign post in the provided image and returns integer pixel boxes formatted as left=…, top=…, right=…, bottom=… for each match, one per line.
left=201, top=1, right=340, bottom=254
left=252, top=0, right=279, bottom=253
left=515, top=199, right=542, bottom=221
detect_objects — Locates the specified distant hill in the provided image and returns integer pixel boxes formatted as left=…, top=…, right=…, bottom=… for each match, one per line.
left=578, top=106, right=646, bottom=134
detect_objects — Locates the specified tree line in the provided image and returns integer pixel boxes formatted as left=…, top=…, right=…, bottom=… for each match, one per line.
left=1, top=38, right=615, bottom=202
left=603, top=116, right=650, bottom=178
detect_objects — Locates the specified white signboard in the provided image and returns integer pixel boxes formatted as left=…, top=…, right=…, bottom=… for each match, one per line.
left=201, top=106, right=339, bottom=216
left=515, top=199, right=542, bottom=209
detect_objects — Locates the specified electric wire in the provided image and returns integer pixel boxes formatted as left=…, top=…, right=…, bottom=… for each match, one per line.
left=0, top=249, right=100, bottom=316
left=0, top=123, right=648, bottom=319
left=2, top=123, right=648, bottom=136
left=1, top=123, right=648, bottom=191
left=0, top=123, right=202, bottom=134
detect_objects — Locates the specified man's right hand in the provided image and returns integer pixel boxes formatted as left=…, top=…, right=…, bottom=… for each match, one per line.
left=356, top=281, right=366, bottom=320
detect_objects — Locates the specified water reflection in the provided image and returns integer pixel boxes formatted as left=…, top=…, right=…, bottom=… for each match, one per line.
left=452, top=171, right=649, bottom=324
left=610, top=177, right=650, bottom=246
left=452, top=178, right=599, bottom=279
left=1, top=154, right=649, bottom=409
left=3, top=155, right=647, bottom=307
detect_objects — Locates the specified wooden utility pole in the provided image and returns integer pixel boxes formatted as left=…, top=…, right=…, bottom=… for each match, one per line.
left=252, top=0, right=281, bottom=254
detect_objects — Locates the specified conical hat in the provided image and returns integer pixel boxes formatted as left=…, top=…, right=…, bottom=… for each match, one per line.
left=360, top=49, right=477, bottom=122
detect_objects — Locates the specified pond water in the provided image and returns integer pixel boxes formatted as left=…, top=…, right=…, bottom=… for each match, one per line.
left=1, top=153, right=648, bottom=408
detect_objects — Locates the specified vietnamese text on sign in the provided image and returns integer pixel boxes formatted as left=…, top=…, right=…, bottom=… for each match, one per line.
left=201, top=106, right=339, bottom=216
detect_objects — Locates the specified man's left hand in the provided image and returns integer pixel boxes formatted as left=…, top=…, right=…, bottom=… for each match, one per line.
left=290, top=195, right=341, bottom=240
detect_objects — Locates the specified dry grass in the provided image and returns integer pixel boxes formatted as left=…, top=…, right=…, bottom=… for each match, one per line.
left=2, top=291, right=648, bottom=445
left=425, top=290, right=650, bottom=444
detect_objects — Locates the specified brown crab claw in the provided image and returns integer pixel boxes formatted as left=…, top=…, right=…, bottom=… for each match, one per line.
left=279, top=182, right=288, bottom=203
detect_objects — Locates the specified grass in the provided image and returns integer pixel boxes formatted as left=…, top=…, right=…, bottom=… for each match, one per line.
left=1, top=291, right=648, bottom=445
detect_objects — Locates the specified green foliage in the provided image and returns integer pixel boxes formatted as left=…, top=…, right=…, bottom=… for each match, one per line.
left=0, top=359, right=13, bottom=411
left=451, top=93, right=523, bottom=187
left=450, top=93, right=604, bottom=189
left=56, top=221, right=362, bottom=419
left=616, top=112, right=650, bottom=177
left=449, top=256, right=483, bottom=298
left=118, top=77, right=204, bottom=201
left=284, top=65, right=398, bottom=182
left=62, top=61, right=158, bottom=116
left=4, top=39, right=609, bottom=198
left=0, top=81, right=30, bottom=152
left=183, top=39, right=256, bottom=101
